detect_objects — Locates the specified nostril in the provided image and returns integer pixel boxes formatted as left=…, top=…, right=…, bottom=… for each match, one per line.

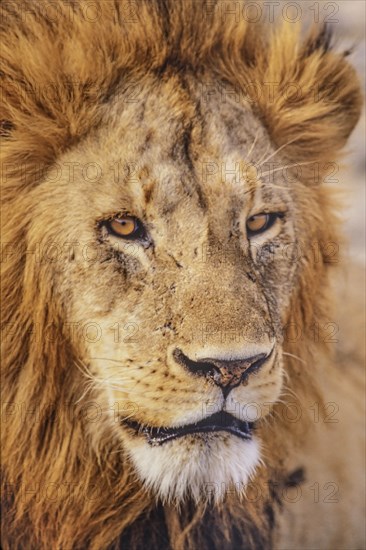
left=173, top=347, right=274, bottom=391
left=172, top=348, right=216, bottom=378
left=242, top=353, right=268, bottom=378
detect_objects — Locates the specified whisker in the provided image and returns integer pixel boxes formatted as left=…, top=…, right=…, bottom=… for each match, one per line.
left=90, top=379, right=154, bottom=395
left=75, top=359, right=96, bottom=380
left=90, top=356, right=134, bottom=364
left=89, top=357, right=157, bottom=373
left=93, top=381, right=131, bottom=393
left=259, top=160, right=315, bottom=178
left=256, top=137, right=298, bottom=167
left=74, top=380, right=96, bottom=404
left=279, top=385, right=302, bottom=402
left=282, top=351, right=307, bottom=365
left=97, top=368, right=146, bottom=377
left=244, top=128, right=260, bottom=164
left=255, top=144, right=271, bottom=167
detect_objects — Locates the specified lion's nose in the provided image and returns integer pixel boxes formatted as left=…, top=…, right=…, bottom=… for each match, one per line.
left=173, top=348, right=272, bottom=397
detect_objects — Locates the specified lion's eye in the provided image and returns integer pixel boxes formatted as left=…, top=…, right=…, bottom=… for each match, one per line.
left=105, top=216, right=145, bottom=239
left=246, top=213, right=280, bottom=237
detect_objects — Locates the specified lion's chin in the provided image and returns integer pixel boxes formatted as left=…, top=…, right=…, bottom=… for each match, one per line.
left=125, top=432, right=261, bottom=504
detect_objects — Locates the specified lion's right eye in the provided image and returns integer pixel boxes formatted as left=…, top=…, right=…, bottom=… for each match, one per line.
left=104, top=216, right=145, bottom=240
left=246, top=212, right=282, bottom=238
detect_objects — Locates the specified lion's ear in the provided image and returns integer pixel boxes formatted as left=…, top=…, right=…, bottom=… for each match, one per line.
left=251, top=24, right=362, bottom=180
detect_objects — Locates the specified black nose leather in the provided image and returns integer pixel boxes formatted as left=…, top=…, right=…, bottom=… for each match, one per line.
left=173, top=348, right=270, bottom=396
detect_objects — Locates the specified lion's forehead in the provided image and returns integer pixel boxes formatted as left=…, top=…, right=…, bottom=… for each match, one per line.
left=69, top=73, right=282, bottom=216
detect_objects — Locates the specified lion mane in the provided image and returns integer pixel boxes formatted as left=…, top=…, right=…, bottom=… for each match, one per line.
left=0, top=1, right=362, bottom=549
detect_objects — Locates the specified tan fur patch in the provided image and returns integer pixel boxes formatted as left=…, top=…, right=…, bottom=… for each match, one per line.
left=1, top=2, right=363, bottom=549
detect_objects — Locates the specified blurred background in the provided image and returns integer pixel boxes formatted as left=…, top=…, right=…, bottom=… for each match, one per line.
left=335, top=1, right=365, bottom=265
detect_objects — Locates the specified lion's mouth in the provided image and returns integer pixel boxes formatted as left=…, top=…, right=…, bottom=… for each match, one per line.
left=123, top=411, right=254, bottom=446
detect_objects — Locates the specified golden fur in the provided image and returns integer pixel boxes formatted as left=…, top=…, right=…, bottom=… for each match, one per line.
left=1, top=1, right=364, bottom=549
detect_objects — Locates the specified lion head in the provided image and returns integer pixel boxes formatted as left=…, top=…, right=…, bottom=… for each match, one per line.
left=1, top=1, right=361, bottom=549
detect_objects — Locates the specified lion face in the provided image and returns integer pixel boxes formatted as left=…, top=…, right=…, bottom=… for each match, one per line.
left=33, top=73, right=305, bottom=503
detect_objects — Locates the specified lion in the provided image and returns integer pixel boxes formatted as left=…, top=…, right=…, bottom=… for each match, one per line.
left=1, top=1, right=364, bottom=549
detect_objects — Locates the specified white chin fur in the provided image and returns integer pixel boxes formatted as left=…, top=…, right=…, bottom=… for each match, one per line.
left=126, top=433, right=260, bottom=504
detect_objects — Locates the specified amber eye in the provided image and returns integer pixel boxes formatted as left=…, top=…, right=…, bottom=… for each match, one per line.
left=246, top=213, right=280, bottom=237
left=104, top=216, right=145, bottom=239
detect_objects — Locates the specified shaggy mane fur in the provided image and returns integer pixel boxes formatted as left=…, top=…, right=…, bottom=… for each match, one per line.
left=0, top=1, right=362, bottom=549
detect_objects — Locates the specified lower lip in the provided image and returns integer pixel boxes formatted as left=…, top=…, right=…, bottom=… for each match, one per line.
left=146, top=425, right=253, bottom=446
left=123, top=416, right=254, bottom=446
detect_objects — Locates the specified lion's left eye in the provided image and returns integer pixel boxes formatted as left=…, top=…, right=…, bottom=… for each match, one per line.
left=104, top=216, right=145, bottom=239
left=246, top=213, right=281, bottom=237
